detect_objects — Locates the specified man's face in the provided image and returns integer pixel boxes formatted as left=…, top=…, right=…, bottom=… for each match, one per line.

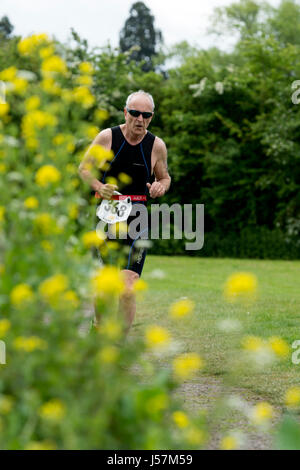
left=124, top=95, right=153, bottom=136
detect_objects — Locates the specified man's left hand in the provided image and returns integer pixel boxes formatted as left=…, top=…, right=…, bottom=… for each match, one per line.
left=146, top=182, right=165, bottom=198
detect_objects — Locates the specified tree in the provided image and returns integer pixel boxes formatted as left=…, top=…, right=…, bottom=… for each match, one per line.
left=0, top=16, right=14, bottom=39
left=119, top=2, right=163, bottom=72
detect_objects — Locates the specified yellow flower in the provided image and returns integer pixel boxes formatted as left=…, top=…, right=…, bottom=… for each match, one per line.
left=94, top=109, right=109, bottom=122
left=224, top=272, right=257, bottom=303
left=250, top=402, right=274, bottom=425
left=173, top=352, right=203, bottom=381
left=39, top=399, right=66, bottom=422
left=242, top=335, right=264, bottom=352
left=52, top=134, right=65, bottom=146
left=0, top=395, right=14, bottom=414
left=39, top=274, right=68, bottom=304
left=0, top=319, right=11, bottom=338
left=268, top=336, right=290, bottom=358
left=39, top=45, right=55, bottom=59
left=0, top=66, right=17, bottom=81
left=285, top=387, right=300, bottom=408
left=41, top=240, right=54, bottom=252
left=35, top=165, right=61, bottom=187
left=61, top=290, right=79, bottom=309
left=91, top=266, right=125, bottom=297
left=99, top=346, right=119, bottom=364
left=72, top=86, right=95, bottom=108
left=13, top=336, right=47, bottom=352
left=24, top=196, right=39, bottom=209
left=85, top=144, right=113, bottom=166
left=79, top=62, right=94, bottom=75
left=41, top=56, right=67, bottom=75
left=25, top=440, right=56, bottom=450
left=133, top=279, right=148, bottom=292
left=0, top=163, right=6, bottom=173
left=173, top=411, right=189, bottom=428
left=68, top=203, right=79, bottom=220
left=82, top=231, right=105, bottom=249
left=11, top=77, right=28, bottom=95
left=145, top=393, right=168, bottom=414
left=76, top=75, right=93, bottom=86
left=100, top=319, right=122, bottom=341
left=18, top=34, right=49, bottom=55
left=10, top=283, right=34, bottom=307
left=0, top=206, right=5, bottom=222
left=118, top=172, right=132, bottom=185
left=220, top=435, right=239, bottom=450
left=86, top=125, right=99, bottom=140
left=169, top=298, right=195, bottom=319
left=145, top=325, right=171, bottom=350
left=34, top=213, right=58, bottom=235
left=25, top=96, right=41, bottom=111
left=41, top=77, right=61, bottom=95
left=185, top=427, right=205, bottom=446
left=0, top=103, right=10, bottom=117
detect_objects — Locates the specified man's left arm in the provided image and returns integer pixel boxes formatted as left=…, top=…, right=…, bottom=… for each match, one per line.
left=147, top=138, right=171, bottom=198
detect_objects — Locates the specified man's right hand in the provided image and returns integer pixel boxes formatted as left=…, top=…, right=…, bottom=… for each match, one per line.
left=98, top=183, right=118, bottom=200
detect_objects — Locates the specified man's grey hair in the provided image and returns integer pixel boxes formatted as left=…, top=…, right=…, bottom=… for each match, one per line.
left=125, top=90, right=155, bottom=111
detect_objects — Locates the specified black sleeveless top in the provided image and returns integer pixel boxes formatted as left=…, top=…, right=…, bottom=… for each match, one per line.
left=100, top=126, right=155, bottom=196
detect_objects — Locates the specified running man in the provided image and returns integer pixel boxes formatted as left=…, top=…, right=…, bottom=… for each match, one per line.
left=79, top=90, right=171, bottom=331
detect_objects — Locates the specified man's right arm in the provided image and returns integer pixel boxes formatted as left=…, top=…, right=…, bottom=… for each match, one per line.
left=78, top=128, right=117, bottom=199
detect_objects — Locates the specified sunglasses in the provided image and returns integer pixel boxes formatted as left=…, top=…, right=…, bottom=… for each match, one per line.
left=126, top=108, right=153, bottom=119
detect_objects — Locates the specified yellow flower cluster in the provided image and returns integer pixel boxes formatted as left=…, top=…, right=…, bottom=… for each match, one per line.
left=0, top=103, right=10, bottom=118
left=172, top=410, right=189, bottom=428
left=22, top=110, right=57, bottom=149
left=13, top=336, right=47, bottom=352
left=99, top=346, right=119, bottom=364
left=242, top=335, right=290, bottom=358
left=220, top=435, right=239, bottom=450
left=39, top=273, right=67, bottom=303
left=34, top=213, right=60, bottom=235
left=173, top=352, right=203, bottom=381
left=250, top=402, right=274, bottom=425
left=10, top=283, right=34, bottom=307
left=41, top=56, right=67, bottom=75
left=285, top=387, right=300, bottom=408
left=0, top=319, right=11, bottom=338
left=84, top=144, right=113, bottom=168
left=224, top=272, right=257, bottom=303
left=41, top=77, right=61, bottom=96
left=91, top=266, right=125, bottom=297
left=39, top=399, right=66, bottom=422
left=0, top=206, right=5, bottom=223
left=25, top=96, right=41, bottom=112
left=72, top=86, right=95, bottom=108
left=100, top=319, right=122, bottom=341
left=18, top=33, right=50, bottom=55
left=24, top=196, right=39, bottom=209
left=35, top=164, right=61, bottom=187
left=25, top=440, right=56, bottom=450
left=0, top=395, right=14, bottom=414
left=169, top=298, right=195, bottom=319
left=145, top=325, right=171, bottom=350
left=79, top=62, right=94, bottom=75
left=0, top=66, right=17, bottom=82
left=82, top=231, right=105, bottom=249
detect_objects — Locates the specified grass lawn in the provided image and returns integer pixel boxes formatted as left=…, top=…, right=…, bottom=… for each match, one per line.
left=133, top=255, right=300, bottom=407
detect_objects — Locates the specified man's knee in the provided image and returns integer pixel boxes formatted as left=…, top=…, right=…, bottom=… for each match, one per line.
left=122, top=269, right=139, bottom=290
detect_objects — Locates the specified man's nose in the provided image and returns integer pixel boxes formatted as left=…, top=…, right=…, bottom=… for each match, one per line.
left=136, top=114, right=143, bottom=121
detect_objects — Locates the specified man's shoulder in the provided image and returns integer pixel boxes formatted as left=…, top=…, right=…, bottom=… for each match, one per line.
left=152, top=135, right=167, bottom=154
left=94, top=127, right=112, bottom=149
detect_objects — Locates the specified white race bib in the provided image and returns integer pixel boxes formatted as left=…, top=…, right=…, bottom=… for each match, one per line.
left=96, top=191, right=132, bottom=224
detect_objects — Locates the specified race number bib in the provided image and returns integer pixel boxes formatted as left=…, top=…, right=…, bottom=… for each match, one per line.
left=96, top=191, right=132, bottom=224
